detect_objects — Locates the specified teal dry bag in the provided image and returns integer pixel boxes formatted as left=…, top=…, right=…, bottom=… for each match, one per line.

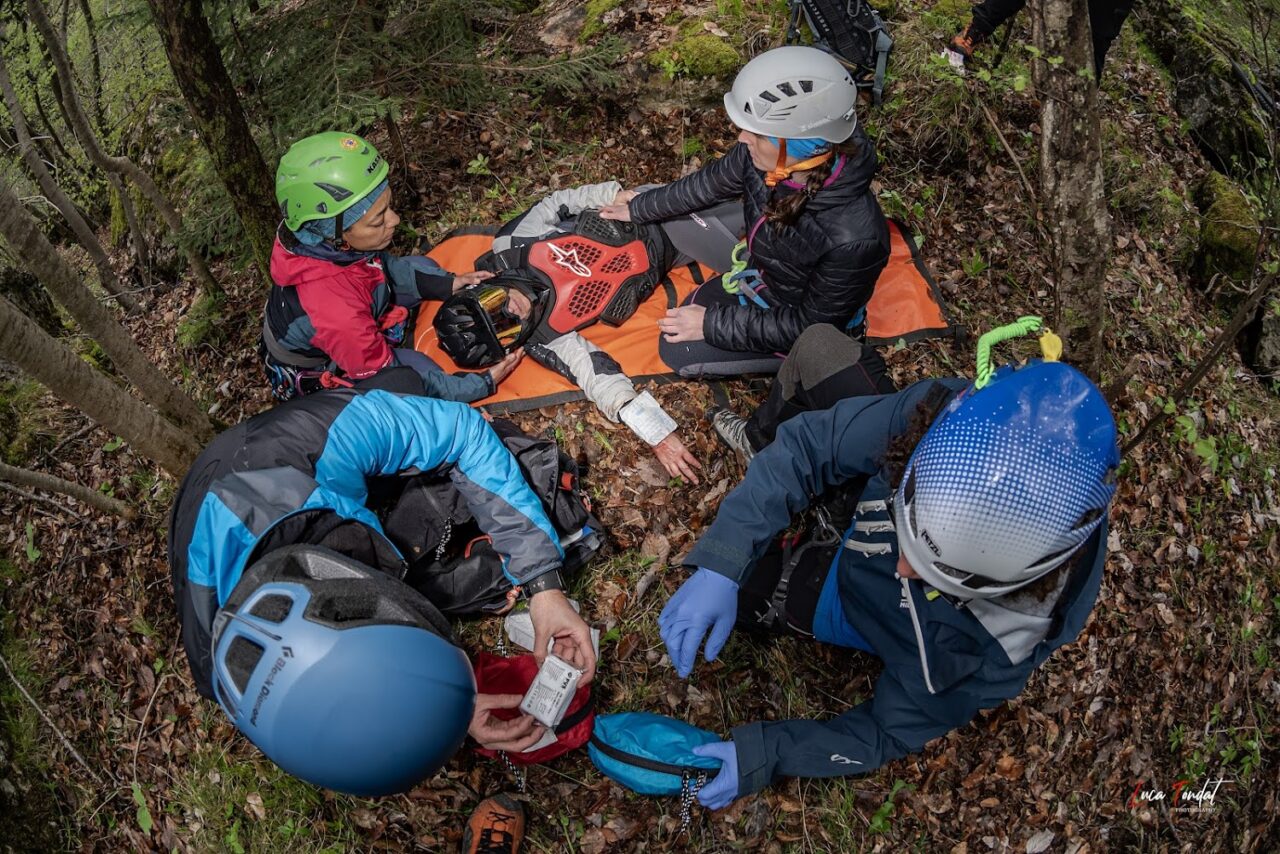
left=588, top=712, right=722, bottom=799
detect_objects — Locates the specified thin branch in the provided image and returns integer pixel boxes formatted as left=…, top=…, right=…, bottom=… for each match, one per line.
left=131, top=671, right=173, bottom=786
left=0, top=460, right=136, bottom=519
left=0, top=481, right=87, bottom=520
left=1122, top=274, right=1277, bottom=457
left=43, top=420, right=94, bottom=462
left=0, top=649, right=109, bottom=787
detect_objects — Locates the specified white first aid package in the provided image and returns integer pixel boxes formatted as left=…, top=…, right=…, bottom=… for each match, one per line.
left=519, top=654, right=582, bottom=728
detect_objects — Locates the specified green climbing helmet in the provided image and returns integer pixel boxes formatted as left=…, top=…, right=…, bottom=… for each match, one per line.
left=275, top=132, right=390, bottom=232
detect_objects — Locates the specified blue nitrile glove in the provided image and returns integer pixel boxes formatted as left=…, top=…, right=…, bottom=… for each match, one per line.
left=658, top=568, right=739, bottom=678
left=692, top=741, right=741, bottom=810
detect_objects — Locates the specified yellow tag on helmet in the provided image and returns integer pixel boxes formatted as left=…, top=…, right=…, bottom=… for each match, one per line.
left=1039, top=330, right=1063, bottom=362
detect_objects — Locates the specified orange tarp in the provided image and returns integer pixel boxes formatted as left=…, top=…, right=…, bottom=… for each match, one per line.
left=412, top=221, right=955, bottom=412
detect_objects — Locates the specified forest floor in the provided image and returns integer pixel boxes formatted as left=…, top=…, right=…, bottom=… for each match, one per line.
left=1, top=1, right=1278, bottom=852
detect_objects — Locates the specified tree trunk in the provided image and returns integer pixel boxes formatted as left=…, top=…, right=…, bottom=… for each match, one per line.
left=75, top=0, right=105, bottom=134
left=0, top=295, right=201, bottom=476
left=25, top=0, right=224, bottom=300
left=1031, top=0, right=1110, bottom=379
left=25, top=70, right=76, bottom=166
left=0, top=179, right=215, bottom=441
left=0, top=460, right=136, bottom=519
left=0, top=34, right=142, bottom=314
left=143, top=0, right=278, bottom=277
left=110, top=173, right=153, bottom=286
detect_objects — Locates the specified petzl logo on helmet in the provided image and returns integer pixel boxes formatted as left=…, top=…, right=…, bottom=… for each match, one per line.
left=921, top=529, right=941, bottom=557
left=340, top=137, right=359, bottom=150
left=549, top=244, right=593, bottom=277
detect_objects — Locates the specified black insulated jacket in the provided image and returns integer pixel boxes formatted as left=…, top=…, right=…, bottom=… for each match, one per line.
left=628, top=131, right=889, bottom=353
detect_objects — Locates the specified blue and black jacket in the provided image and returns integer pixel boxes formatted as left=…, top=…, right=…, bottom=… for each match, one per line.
left=685, top=379, right=1108, bottom=796
left=168, top=370, right=563, bottom=698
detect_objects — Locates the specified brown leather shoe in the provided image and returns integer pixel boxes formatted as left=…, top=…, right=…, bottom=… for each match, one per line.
left=461, top=793, right=526, bottom=854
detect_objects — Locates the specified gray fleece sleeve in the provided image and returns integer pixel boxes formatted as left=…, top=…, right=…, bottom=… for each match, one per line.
left=528, top=333, right=637, bottom=421
left=507, top=181, right=624, bottom=242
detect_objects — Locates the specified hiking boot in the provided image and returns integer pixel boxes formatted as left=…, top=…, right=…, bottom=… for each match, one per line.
left=461, top=793, right=525, bottom=854
left=944, top=24, right=984, bottom=70
left=709, top=407, right=756, bottom=465
left=949, top=24, right=985, bottom=58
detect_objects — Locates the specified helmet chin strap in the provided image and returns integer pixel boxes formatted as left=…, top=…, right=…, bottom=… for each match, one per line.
left=764, top=139, right=833, bottom=187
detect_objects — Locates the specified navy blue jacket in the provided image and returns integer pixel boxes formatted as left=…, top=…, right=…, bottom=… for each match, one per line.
left=685, top=379, right=1108, bottom=796
left=168, top=374, right=563, bottom=697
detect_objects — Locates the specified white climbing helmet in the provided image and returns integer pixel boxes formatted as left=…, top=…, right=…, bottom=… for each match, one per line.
left=723, top=46, right=858, bottom=142
left=894, top=360, right=1120, bottom=601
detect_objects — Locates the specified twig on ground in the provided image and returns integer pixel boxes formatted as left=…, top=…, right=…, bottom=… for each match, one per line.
left=0, top=481, right=87, bottom=520
left=0, top=649, right=109, bottom=787
left=1123, top=274, right=1277, bottom=456
left=0, top=460, right=136, bottom=519
left=976, top=99, right=1037, bottom=206
left=131, top=671, right=173, bottom=786
left=44, top=421, right=95, bottom=461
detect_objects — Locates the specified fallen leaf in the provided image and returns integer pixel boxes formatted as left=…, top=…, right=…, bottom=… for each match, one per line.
left=996, top=755, right=1024, bottom=780
left=1026, top=830, right=1055, bottom=853
left=617, top=632, right=641, bottom=660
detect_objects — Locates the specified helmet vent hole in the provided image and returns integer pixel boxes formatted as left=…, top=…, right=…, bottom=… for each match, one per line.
left=799, top=79, right=814, bottom=93
left=1072, top=508, right=1102, bottom=531
left=249, top=594, right=293, bottom=623
left=758, top=90, right=780, bottom=104
left=311, top=593, right=379, bottom=625
left=226, top=636, right=265, bottom=694
left=1028, top=546, right=1074, bottom=572
left=313, top=181, right=352, bottom=202
left=776, top=81, right=796, bottom=97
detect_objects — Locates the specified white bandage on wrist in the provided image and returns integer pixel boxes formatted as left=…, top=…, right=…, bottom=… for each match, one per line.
left=619, top=391, right=678, bottom=446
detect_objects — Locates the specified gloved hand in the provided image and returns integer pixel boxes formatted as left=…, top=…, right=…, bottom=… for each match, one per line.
left=692, top=741, right=740, bottom=810
left=658, top=568, right=739, bottom=678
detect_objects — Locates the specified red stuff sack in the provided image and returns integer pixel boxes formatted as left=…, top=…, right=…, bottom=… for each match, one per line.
left=471, top=652, right=594, bottom=765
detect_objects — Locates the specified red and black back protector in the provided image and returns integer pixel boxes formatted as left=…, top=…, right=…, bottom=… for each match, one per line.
left=481, top=211, right=675, bottom=340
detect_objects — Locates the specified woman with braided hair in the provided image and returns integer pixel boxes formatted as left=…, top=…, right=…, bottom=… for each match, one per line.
left=600, top=46, right=891, bottom=386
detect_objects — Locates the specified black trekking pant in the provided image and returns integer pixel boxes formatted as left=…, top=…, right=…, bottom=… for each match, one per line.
left=969, top=0, right=1135, bottom=76
left=744, top=323, right=895, bottom=451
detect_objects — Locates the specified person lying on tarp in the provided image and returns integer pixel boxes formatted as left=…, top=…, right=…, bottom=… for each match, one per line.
left=168, top=367, right=597, bottom=797
left=433, top=181, right=716, bottom=484
left=597, top=46, right=890, bottom=380
left=654, top=320, right=1119, bottom=811
left=261, top=131, right=522, bottom=402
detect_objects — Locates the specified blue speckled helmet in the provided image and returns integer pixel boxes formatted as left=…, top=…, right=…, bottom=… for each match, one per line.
left=211, top=545, right=475, bottom=796
left=893, top=360, right=1119, bottom=599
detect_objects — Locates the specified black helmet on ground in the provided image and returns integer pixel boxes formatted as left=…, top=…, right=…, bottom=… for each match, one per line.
left=435, top=280, right=540, bottom=368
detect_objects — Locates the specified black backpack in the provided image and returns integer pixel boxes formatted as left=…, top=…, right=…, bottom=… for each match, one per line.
left=373, top=418, right=603, bottom=616
left=786, top=0, right=894, bottom=105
